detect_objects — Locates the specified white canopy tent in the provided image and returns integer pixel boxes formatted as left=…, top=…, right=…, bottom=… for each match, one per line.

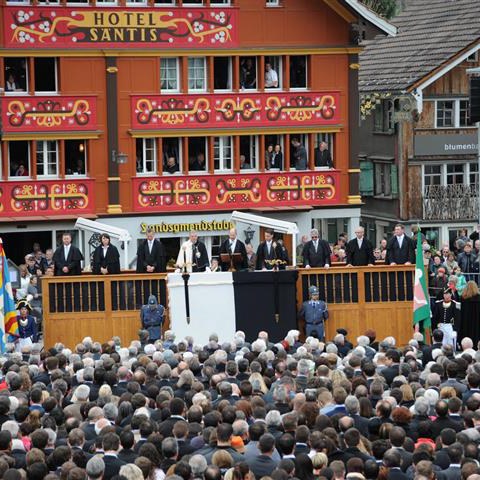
left=74, top=217, right=132, bottom=269
left=230, top=211, right=299, bottom=266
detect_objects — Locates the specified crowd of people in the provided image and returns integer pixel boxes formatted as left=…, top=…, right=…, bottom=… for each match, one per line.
left=1, top=326, right=480, bottom=480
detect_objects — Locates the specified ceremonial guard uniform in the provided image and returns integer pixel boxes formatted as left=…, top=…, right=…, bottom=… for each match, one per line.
left=298, top=286, right=328, bottom=339
left=432, top=289, right=460, bottom=348
left=140, top=295, right=164, bottom=342
left=13, top=300, right=38, bottom=352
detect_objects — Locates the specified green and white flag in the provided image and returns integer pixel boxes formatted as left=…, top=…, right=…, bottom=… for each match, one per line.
left=413, top=227, right=431, bottom=333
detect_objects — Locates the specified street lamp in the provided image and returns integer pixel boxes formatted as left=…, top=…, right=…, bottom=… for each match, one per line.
left=111, top=150, right=128, bottom=164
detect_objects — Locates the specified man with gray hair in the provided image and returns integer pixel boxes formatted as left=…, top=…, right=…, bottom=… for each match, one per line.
left=189, top=454, right=208, bottom=479
left=302, top=229, right=331, bottom=268
left=345, top=395, right=369, bottom=437
left=86, top=456, right=105, bottom=480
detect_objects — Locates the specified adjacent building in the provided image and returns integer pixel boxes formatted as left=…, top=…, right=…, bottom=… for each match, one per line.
left=359, top=0, right=480, bottom=249
left=0, top=0, right=394, bottom=266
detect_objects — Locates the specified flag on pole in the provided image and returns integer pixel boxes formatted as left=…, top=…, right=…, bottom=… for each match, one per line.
left=413, top=227, right=431, bottom=333
left=0, top=239, right=18, bottom=352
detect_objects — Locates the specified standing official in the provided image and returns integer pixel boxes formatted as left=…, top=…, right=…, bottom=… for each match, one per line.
left=346, top=227, right=375, bottom=266
left=92, top=234, right=121, bottom=275
left=136, top=228, right=167, bottom=273
left=53, top=232, right=84, bottom=276
left=298, top=286, right=328, bottom=339
left=219, top=228, right=248, bottom=271
left=255, top=229, right=283, bottom=270
left=302, top=229, right=331, bottom=268
left=140, top=295, right=164, bottom=342
left=176, top=231, right=210, bottom=273
left=385, top=224, right=415, bottom=265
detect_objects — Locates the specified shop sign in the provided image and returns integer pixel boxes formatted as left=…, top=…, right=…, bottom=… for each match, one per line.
left=140, top=220, right=234, bottom=234
left=132, top=171, right=339, bottom=213
left=414, top=134, right=478, bottom=156
left=5, top=7, right=238, bottom=49
left=132, top=91, right=340, bottom=130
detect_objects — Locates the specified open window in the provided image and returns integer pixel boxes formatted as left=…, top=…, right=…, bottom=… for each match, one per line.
left=9, top=141, right=30, bottom=178
left=65, top=140, right=87, bottom=176
left=5, top=58, right=27, bottom=92
left=188, top=137, right=207, bottom=172
left=214, top=57, right=232, bottom=91
left=163, top=138, right=182, bottom=174
left=265, top=134, right=283, bottom=170
left=34, top=58, right=57, bottom=93
left=265, top=56, right=281, bottom=89
left=240, top=136, right=258, bottom=170
left=290, top=55, right=307, bottom=89
left=240, top=56, right=257, bottom=90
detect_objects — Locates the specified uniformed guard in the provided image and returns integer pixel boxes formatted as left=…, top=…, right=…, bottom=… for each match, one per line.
left=298, top=286, right=328, bottom=340
left=14, top=299, right=38, bottom=352
left=432, top=288, right=460, bottom=349
left=140, top=295, right=165, bottom=343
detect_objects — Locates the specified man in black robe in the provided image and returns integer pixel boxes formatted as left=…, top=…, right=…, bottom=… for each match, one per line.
left=53, top=232, right=84, bottom=276
left=219, top=228, right=248, bottom=271
left=136, top=228, right=167, bottom=273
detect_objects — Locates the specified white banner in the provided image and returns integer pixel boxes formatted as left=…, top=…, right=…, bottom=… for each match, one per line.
left=167, top=272, right=236, bottom=345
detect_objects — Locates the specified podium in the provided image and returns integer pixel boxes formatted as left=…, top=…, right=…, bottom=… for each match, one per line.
left=167, top=270, right=298, bottom=344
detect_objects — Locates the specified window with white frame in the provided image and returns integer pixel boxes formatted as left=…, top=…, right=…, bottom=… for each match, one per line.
left=136, top=138, right=157, bottom=175
left=96, top=0, right=118, bottom=5
left=240, top=56, right=257, bottom=90
left=424, top=164, right=441, bottom=186
left=211, top=0, right=230, bottom=4
left=161, top=58, right=180, bottom=92
left=183, top=0, right=203, bottom=4
left=126, top=0, right=147, bottom=6
left=36, top=140, right=58, bottom=177
left=155, top=0, right=175, bottom=3
left=374, top=99, right=394, bottom=133
left=422, top=163, right=477, bottom=188
left=436, top=99, right=471, bottom=128
left=214, top=136, right=233, bottom=171
left=214, top=57, right=232, bottom=91
left=266, top=0, right=280, bottom=6
left=314, top=132, right=334, bottom=166
left=188, top=57, right=207, bottom=92
left=34, top=58, right=57, bottom=93
left=8, top=141, right=30, bottom=177
left=163, top=137, right=182, bottom=174
left=374, top=162, right=392, bottom=197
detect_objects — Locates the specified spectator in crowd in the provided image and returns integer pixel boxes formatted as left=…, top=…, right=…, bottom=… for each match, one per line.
left=291, top=138, right=307, bottom=170
left=314, top=141, right=333, bottom=168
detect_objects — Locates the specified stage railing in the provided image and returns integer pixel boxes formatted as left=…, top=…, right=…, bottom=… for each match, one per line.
left=42, top=265, right=415, bottom=348
left=297, top=265, right=415, bottom=344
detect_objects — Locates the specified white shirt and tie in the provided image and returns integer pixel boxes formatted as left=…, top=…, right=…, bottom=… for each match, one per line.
left=148, top=240, right=154, bottom=254
left=357, top=237, right=363, bottom=249
left=63, top=244, right=71, bottom=260
left=266, top=241, right=272, bottom=255
left=229, top=239, right=237, bottom=253
left=397, top=234, right=405, bottom=249
left=313, top=240, right=318, bottom=252
left=102, top=245, right=109, bottom=258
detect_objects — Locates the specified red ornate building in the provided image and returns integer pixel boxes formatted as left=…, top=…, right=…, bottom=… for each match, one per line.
left=0, top=0, right=394, bottom=265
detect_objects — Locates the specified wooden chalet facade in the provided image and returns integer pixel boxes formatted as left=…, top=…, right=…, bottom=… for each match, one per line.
left=0, top=0, right=393, bottom=265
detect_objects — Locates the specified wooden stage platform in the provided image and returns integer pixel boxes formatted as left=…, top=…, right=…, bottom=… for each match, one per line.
left=42, top=265, right=415, bottom=348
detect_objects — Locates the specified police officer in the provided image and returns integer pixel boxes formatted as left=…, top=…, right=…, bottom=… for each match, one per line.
left=298, top=286, right=328, bottom=340
left=14, top=299, right=38, bottom=352
left=140, top=295, right=165, bottom=343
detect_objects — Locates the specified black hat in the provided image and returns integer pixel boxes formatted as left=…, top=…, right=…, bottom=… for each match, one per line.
left=337, top=328, right=348, bottom=336
left=16, top=299, right=31, bottom=311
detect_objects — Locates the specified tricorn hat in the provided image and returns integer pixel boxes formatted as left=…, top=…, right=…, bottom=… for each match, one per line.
left=16, top=299, right=31, bottom=311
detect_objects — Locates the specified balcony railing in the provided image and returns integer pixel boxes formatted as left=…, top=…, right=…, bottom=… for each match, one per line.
left=131, top=91, right=340, bottom=131
left=1, top=96, right=98, bottom=134
left=423, top=184, right=479, bottom=220
left=0, top=179, right=95, bottom=218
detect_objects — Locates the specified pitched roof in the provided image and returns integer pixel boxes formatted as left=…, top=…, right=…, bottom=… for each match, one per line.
left=359, top=0, right=480, bottom=93
left=343, top=0, right=397, bottom=36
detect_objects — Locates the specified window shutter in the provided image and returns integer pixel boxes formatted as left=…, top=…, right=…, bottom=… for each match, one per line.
left=359, top=160, right=374, bottom=197
left=391, top=164, right=399, bottom=198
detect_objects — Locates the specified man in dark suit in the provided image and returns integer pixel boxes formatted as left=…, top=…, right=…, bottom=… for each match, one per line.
left=302, top=229, right=331, bottom=268
left=136, top=228, right=166, bottom=273
left=380, top=349, right=401, bottom=386
left=383, top=448, right=409, bottom=480
left=346, top=226, right=375, bottom=266
left=219, top=228, right=248, bottom=271
left=385, top=224, right=415, bottom=265
left=92, top=233, right=121, bottom=274
left=102, top=433, right=126, bottom=480
left=246, top=433, right=278, bottom=479
left=314, top=141, right=333, bottom=168
left=53, top=232, right=84, bottom=276
left=436, top=443, right=463, bottom=480
left=256, top=228, right=283, bottom=270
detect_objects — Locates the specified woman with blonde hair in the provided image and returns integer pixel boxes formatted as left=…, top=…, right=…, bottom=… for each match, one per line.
left=248, top=372, right=268, bottom=395
left=459, top=280, right=480, bottom=345
left=212, top=450, right=234, bottom=471
left=399, top=384, right=414, bottom=408
left=440, top=386, right=457, bottom=400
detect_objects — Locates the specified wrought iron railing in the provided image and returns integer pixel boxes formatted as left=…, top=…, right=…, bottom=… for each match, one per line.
left=423, top=184, right=479, bottom=220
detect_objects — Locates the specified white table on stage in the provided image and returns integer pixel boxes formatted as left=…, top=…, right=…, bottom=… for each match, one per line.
left=167, top=272, right=236, bottom=344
